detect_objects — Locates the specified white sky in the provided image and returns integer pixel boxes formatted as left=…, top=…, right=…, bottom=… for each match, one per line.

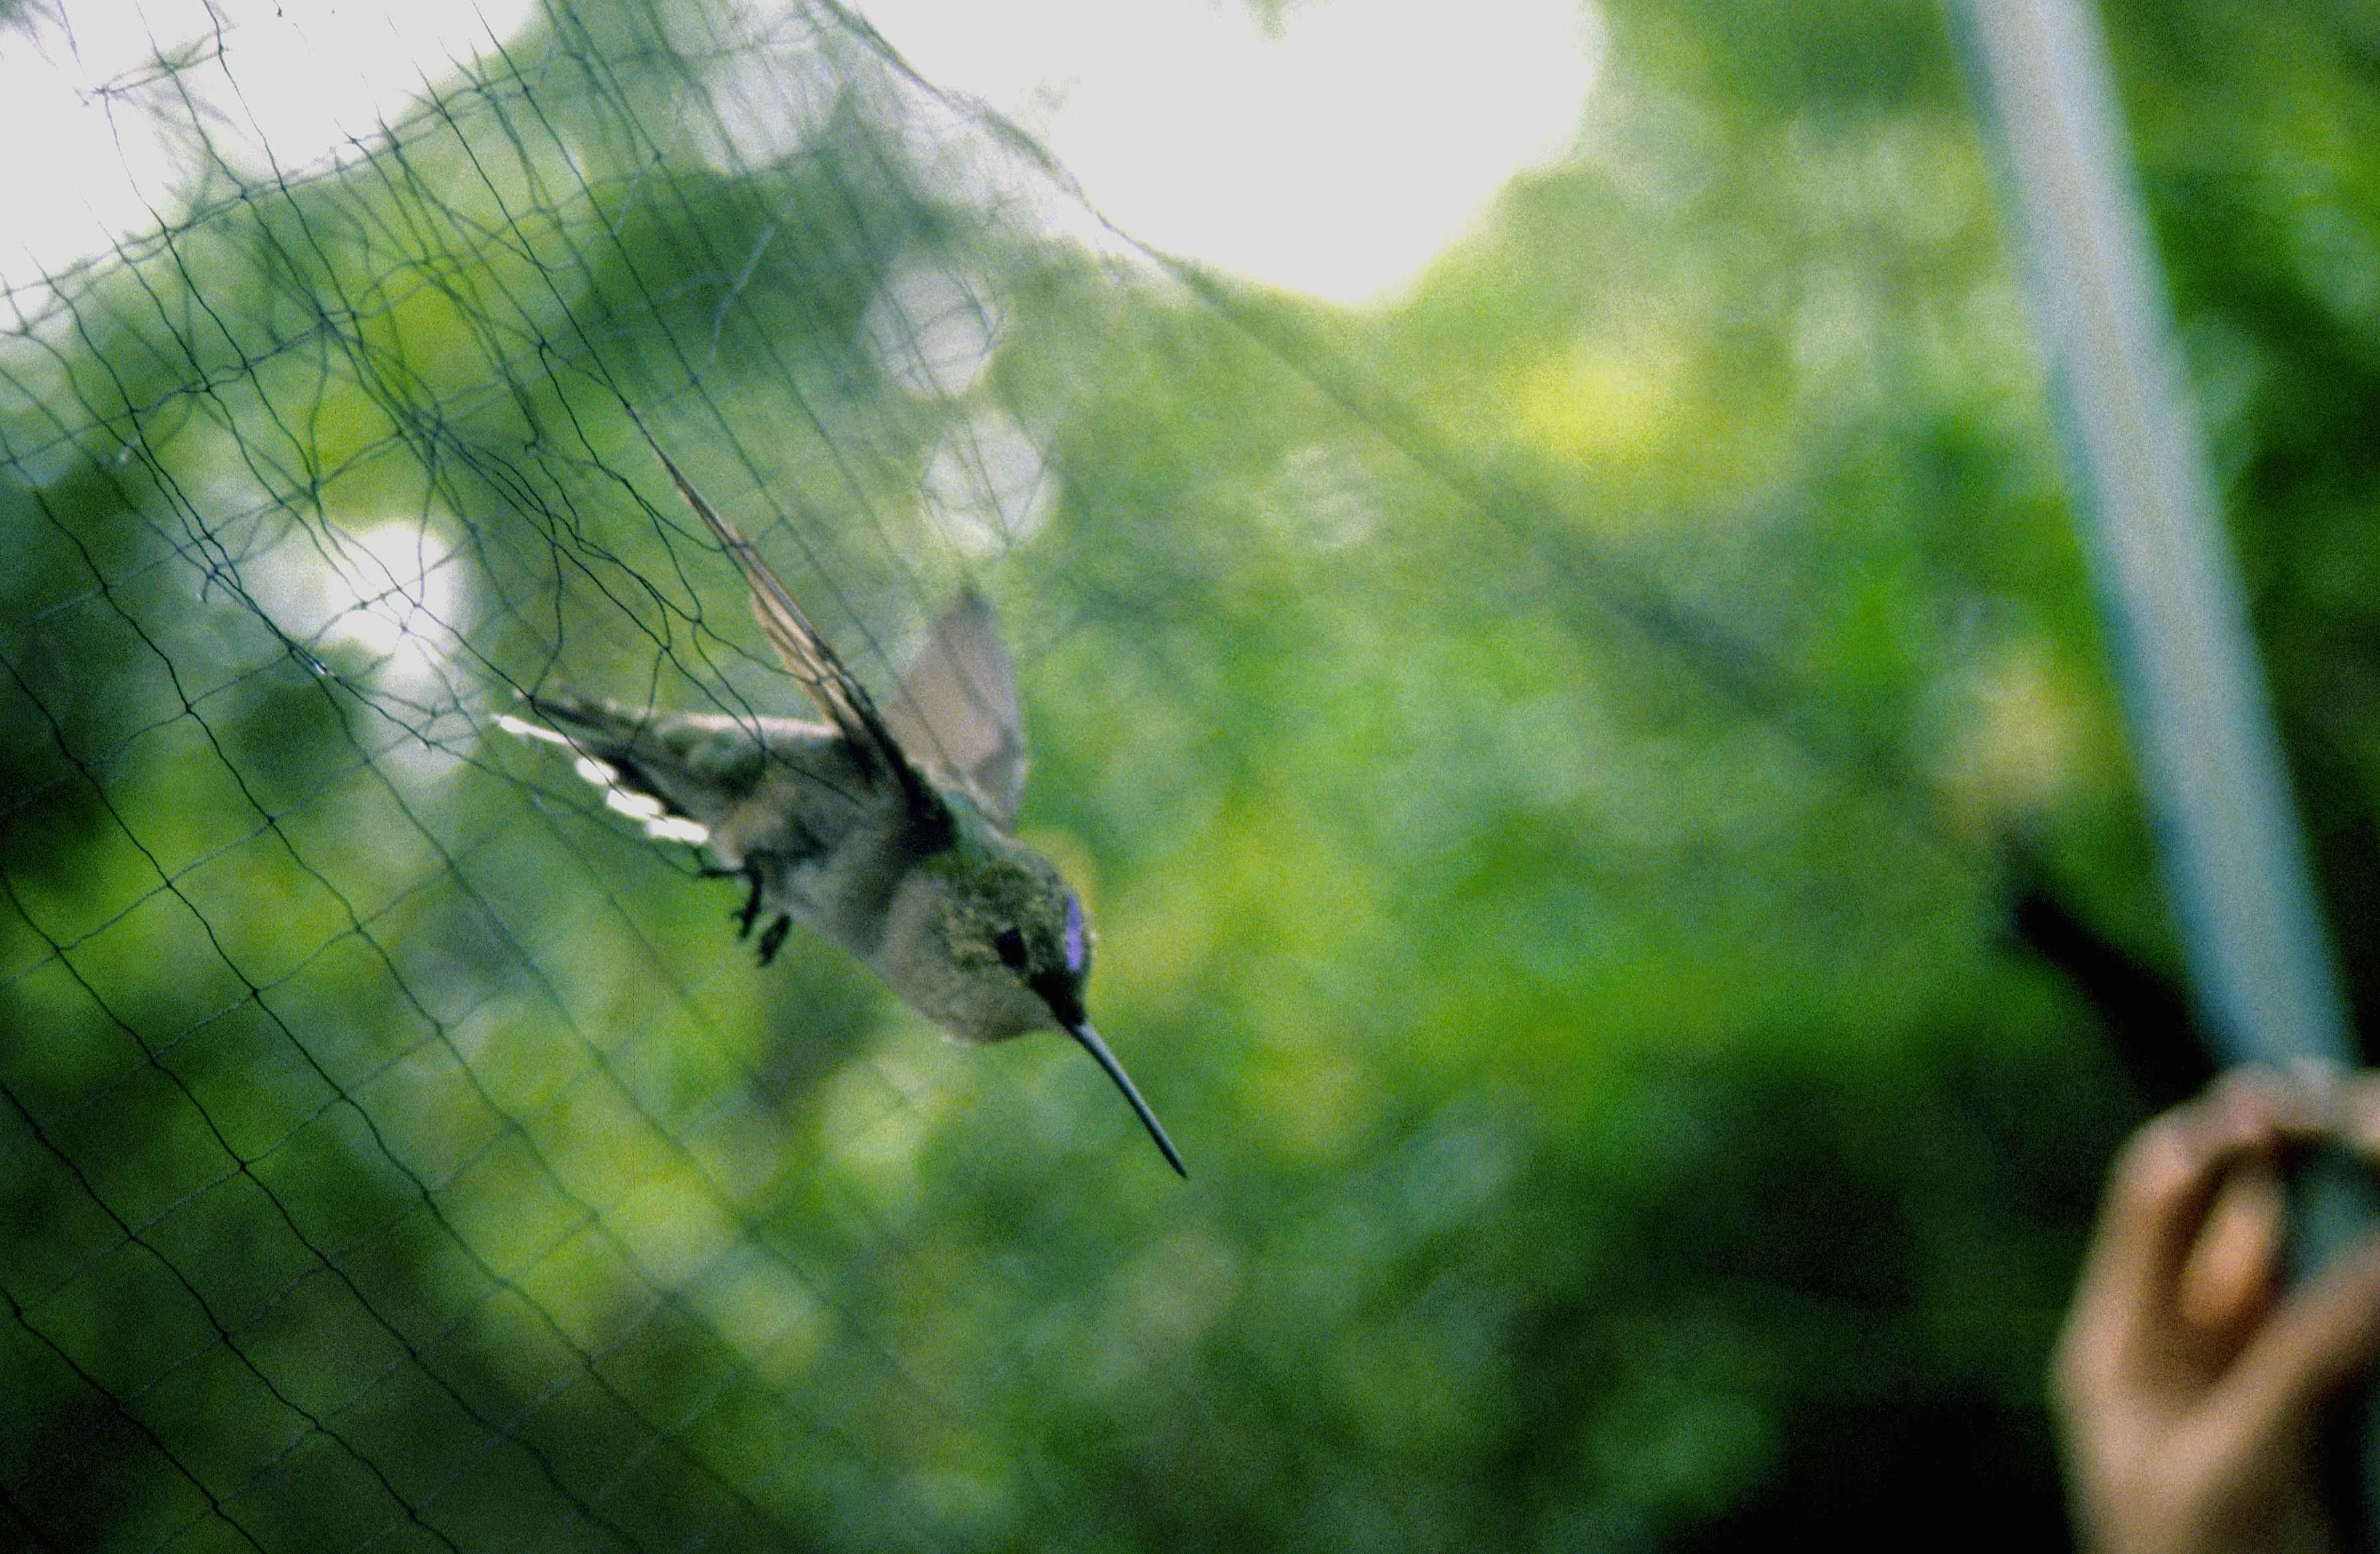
left=0, top=0, right=1602, bottom=314
left=857, top=0, right=1604, bottom=303
left=0, top=0, right=538, bottom=316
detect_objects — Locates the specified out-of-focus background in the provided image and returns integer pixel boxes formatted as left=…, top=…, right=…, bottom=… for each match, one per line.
left=3, top=0, right=2375, bottom=1547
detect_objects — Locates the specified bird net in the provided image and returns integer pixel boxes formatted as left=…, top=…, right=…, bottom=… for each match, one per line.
left=1, top=0, right=2296, bottom=1547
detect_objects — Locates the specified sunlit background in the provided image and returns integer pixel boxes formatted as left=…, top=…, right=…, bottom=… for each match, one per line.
left=5, top=0, right=2378, bottom=1548
left=1, top=0, right=1598, bottom=305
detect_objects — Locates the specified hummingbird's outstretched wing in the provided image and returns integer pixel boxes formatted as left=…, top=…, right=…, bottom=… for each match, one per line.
left=626, top=406, right=942, bottom=822
left=884, top=589, right=1029, bottom=830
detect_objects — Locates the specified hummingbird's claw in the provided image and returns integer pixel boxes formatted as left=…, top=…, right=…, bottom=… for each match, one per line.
left=756, top=914, right=792, bottom=967
left=735, top=870, right=764, bottom=939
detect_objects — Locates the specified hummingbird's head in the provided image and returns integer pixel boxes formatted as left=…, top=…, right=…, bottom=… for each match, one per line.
left=930, top=837, right=1185, bottom=1176
left=936, top=839, right=1096, bottom=1037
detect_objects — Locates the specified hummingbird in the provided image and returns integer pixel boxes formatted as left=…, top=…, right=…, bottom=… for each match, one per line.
left=498, top=407, right=1185, bottom=1176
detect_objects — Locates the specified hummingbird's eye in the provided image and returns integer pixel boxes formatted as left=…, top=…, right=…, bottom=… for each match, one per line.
left=992, top=927, right=1029, bottom=971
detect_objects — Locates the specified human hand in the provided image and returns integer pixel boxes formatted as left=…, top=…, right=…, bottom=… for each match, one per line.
left=2056, top=1070, right=2380, bottom=1554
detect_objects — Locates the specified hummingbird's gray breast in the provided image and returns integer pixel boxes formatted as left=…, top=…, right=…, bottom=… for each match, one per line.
left=726, top=736, right=933, bottom=963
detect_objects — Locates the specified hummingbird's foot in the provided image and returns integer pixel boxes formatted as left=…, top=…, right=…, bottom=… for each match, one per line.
left=733, top=867, right=764, bottom=939
left=756, top=913, right=792, bottom=967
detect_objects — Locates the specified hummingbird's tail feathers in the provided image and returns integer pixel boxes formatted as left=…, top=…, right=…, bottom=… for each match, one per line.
left=498, top=693, right=730, bottom=848
left=492, top=711, right=576, bottom=749
left=1067, top=1023, right=1189, bottom=1178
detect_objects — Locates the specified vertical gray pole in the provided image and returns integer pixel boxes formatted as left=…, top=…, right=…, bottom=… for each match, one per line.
left=1954, top=0, right=2378, bottom=1533
left=1958, top=0, right=2350, bottom=1073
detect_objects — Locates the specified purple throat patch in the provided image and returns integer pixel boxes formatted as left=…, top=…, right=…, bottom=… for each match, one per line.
left=1063, top=893, right=1087, bottom=974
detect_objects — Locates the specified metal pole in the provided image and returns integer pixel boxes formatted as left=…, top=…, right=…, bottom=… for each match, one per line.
left=1951, top=0, right=2380, bottom=1533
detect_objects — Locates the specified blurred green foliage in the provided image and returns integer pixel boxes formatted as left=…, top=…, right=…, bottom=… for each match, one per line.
left=3, top=0, right=2378, bottom=1549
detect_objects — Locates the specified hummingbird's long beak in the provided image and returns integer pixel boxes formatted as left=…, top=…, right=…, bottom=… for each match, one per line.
left=1067, top=1022, right=1188, bottom=1178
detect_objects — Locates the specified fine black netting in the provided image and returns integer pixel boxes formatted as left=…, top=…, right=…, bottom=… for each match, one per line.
left=1, top=7, right=1213, bottom=1545
left=1, top=0, right=2269, bottom=1548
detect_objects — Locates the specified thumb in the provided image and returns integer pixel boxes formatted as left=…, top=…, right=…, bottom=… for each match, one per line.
left=2210, top=1238, right=2380, bottom=1463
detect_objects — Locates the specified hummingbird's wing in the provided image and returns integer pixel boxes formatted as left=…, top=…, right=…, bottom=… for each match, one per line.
left=882, top=589, right=1029, bottom=830
left=626, top=406, right=943, bottom=822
